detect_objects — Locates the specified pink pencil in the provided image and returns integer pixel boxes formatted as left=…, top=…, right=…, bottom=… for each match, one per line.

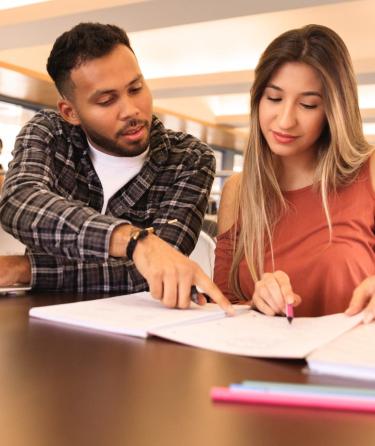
left=211, top=387, right=375, bottom=413
left=286, top=303, right=294, bottom=324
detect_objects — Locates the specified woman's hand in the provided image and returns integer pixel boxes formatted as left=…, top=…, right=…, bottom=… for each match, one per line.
left=252, top=270, right=301, bottom=316
left=345, top=276, right=375, bottom=323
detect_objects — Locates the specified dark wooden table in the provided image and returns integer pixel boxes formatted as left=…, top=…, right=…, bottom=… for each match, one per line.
left=0, top=291, right=374, bottom=446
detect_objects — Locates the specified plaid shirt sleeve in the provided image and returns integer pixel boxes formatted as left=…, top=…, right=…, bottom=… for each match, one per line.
left=28, top=252, right=148, bottom=294
left=0, top=113, right=126, bottom=262
left=151, top=139, right=215, bottom=256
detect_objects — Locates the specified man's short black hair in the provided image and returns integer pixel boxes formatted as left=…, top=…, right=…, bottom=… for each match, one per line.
left=47, top=22, right=134, bottom=97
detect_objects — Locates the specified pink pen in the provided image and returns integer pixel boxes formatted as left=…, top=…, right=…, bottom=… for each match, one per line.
left=286, top=303, right=294, bottom=324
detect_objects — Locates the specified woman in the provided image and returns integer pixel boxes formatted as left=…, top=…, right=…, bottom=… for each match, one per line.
left=214, top=24, right=375, bottom=322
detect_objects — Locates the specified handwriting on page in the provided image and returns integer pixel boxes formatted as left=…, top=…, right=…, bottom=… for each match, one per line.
left=151, top=310, right=363, bottom=359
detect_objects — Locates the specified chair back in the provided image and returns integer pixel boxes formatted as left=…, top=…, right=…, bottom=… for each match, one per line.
left=189, top=231, right=216, bottom=278
left=0, top=227, right=25, bottom=255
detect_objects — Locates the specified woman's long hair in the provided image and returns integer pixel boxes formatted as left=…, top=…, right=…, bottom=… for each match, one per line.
left=229, top=24, right=373, bottom=300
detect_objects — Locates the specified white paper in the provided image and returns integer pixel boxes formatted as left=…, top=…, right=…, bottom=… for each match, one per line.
left=150, top=310, right=363, bottom=359
left=307, top=323, right=375, bottom=380
left=29, top=291, right=227, bottom=338
left=0, top=284, right=31, bottom=294
left=30, top=291, right=364, bottom=359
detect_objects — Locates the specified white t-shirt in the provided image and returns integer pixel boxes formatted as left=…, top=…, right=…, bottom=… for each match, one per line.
left=88, top=140, right=148, bottom=213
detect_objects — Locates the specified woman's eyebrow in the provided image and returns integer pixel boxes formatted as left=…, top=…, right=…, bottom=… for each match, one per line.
left=265, top=84, right=322, bottom=98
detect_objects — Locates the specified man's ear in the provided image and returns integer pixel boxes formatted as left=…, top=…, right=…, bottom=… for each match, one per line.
left=58, top=98, right=81, bottom=126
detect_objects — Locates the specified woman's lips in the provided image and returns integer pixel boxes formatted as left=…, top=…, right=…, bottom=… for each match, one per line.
left=272, top=130, right=298, bottom=144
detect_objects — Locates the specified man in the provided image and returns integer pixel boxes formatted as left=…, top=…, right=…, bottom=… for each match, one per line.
left=0, top=23, right=232, bottom=313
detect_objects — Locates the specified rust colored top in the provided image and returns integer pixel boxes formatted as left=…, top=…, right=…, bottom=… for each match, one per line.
left=214, top=161, right=375, bottom=316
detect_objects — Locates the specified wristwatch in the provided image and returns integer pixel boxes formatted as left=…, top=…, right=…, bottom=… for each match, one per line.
left=126, top=226, right=154, bottom=261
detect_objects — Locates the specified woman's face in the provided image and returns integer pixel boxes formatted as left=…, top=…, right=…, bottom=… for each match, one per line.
left=259, top=62, right=327, bottom=163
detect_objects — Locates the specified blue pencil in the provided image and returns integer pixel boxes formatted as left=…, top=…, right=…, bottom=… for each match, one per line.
left=230, top=380, right=375, bottom=398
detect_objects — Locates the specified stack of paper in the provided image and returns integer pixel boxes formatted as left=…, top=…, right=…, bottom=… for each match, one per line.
left=306, top=323, right=375, bottom=380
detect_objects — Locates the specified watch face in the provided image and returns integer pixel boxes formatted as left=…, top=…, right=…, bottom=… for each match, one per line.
left=138, top=229, right=150, bottom=240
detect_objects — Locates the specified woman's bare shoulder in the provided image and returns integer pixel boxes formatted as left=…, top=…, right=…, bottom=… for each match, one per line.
left=217, top=173, right=241, bottom=235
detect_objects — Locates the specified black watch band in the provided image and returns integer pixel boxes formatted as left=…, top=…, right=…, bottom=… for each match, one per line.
left=126, top=227, right=154, bottom=261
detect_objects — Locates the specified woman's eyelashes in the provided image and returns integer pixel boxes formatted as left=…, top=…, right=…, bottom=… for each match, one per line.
left=266, top=96, right=281, bottom=102
left=266, top=96, right=318, bottom=109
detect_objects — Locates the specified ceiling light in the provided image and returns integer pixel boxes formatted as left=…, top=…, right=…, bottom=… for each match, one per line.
left=363, top=123, right=375, bottom=135
left=0, top=0, right=51, bottom=11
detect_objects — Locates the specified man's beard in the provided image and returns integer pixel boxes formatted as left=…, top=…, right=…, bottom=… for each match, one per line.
left=83, top=118, right=150, bottom=157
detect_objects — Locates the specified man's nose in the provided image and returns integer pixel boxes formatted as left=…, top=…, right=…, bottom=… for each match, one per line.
left=118, top=97, right=139, bottom=120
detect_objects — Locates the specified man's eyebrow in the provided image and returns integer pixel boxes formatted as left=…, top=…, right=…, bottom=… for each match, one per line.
left=129, top=74, right=143, bottom=85
left=90, top=74, right=144, bottom=100
left=265, top=83, right=322, bottom=98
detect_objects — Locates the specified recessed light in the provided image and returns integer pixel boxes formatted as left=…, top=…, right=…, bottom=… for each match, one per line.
left=0, top=0, right=51, bottom=11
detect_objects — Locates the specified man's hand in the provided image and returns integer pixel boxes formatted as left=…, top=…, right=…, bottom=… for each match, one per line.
left=0, top=255, right=31, bottom=286
left=346, top=276, right=375, bottom=324
left=133, top=233, right=234, bottom=314
left=252, top=270, right=301, bottom=316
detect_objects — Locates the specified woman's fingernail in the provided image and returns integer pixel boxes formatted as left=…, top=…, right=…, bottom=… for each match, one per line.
left=226, top=305, right=236, bottom=316
left=363, top=312, right=373, bottom=324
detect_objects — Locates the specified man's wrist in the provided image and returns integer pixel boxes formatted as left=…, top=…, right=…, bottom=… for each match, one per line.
left=15, top=255, right=32, bottom=284
left=109, top=224, right=137, bottom=257
left=126, top=227, right=154, bottom=261
left=109, top=219, right=178, bottom=259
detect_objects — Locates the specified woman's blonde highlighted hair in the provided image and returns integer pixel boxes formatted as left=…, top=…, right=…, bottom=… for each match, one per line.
left=229, top=24, right=373, bottom=300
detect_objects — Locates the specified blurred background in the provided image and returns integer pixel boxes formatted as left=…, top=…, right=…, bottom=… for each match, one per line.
left=0, top=0, right=374, bottom=215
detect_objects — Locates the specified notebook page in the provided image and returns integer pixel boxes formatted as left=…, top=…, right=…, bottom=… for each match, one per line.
left=29, top=292, right=227, bottom=338
left=307, top=323, right=375, bottom=380
left=150, top=310, right=363, bottom=358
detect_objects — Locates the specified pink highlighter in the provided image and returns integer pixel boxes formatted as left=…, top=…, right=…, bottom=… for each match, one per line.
left=286, top=303, right=294, bottom=324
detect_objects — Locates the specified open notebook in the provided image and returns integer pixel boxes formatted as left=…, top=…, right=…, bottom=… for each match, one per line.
left=29, top=291, right=367, bottom=366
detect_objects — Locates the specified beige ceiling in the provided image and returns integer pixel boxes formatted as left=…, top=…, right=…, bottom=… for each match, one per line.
left=0, top=0, right=374, bottom=142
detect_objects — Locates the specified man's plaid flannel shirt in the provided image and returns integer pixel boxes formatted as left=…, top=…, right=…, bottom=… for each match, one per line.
left=0, top=110, right=215, bottom=293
